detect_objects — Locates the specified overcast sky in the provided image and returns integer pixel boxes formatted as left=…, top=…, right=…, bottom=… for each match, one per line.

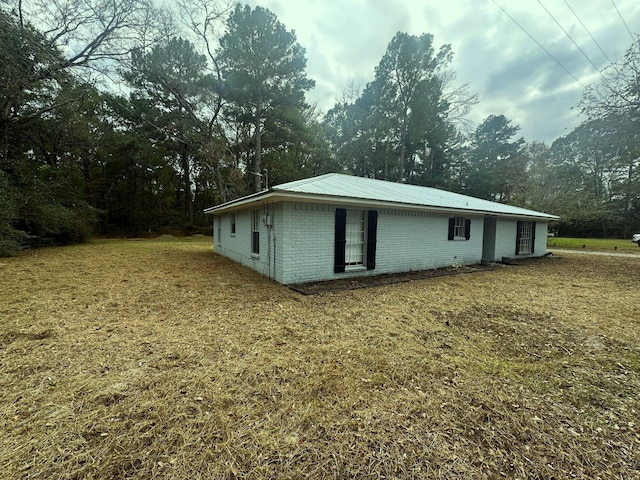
left=252, top=0, right=639, bottom=144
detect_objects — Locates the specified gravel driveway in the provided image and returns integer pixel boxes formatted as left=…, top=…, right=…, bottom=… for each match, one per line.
left=550, top=248, right=640, bottom=258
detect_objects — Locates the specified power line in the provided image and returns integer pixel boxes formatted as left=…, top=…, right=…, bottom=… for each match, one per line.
left=611, top=0, right=639, bottom=49
left=492, top=0, right=587, bottom=89
left=563, top=0, right=640, bottom=116
left=537, top=0, right=602, bottom=74
left=564, top=0, right=614, bottom=65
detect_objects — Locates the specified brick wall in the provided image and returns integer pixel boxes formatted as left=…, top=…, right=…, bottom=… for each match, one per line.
left=214, top=204, right=283, bottom=282
left=279, top=203, right=486, bottom=284
left=495, top=219, right=518, bottom=260
left=279, top=202, right=335, bottom=284
left=495, top=218, right=549, bottom=260
left=213, top=201, right=550, bottom=285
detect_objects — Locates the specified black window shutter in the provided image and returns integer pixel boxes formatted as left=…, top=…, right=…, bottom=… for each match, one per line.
left=366, top=210, right=378, bottom=270
left=531, top=221, right=537, bottom=254
left=448, top=217, right=455, bottom=240
left=515, top=220, right=522, bottom=255
left=334, top=208, right=346, bottom=273
left=464, top=219, right=471, bottom=240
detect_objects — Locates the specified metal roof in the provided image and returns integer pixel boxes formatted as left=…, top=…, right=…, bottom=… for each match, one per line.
left=205, top=173, right=559, bottom=220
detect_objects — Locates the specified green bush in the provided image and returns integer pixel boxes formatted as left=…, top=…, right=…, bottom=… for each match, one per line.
left=0, top=171, right=25, bottom=256
left=0, top=222, right=24, bottom=256
left=24, top=202, right=97, bottom=247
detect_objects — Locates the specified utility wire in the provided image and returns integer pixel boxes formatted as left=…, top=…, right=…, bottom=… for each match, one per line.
left=492, top=0, right=587, bottom=89
left=537, top=0, right=602, bottom=74
left=611, top=0, right=639, bottom=49
left=536, top=0, right=622, bottom=103
left=564, top=0, right=614, bottom=65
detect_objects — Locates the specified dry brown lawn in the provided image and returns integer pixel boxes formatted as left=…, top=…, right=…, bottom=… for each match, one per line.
left=1, top=236, right=639, bottom=479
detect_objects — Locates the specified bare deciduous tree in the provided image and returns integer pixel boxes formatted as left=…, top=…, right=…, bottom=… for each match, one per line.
left=8, top=0, right=168, bottom=77
left=580, top=37, right=640, bottom=119
left=438, top=69, right=478, bottom=134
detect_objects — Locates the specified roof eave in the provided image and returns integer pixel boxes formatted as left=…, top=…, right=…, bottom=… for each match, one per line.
left=204, top=189, right=272, bottom=214
left=205, top=190, right=559, bottom=220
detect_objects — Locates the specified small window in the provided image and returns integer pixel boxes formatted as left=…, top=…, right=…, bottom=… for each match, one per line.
left=217, top=217, right=221, bottom=246
left=251, top=210, right=260, bottom=255
left=230, top=213, right=236, bottom=236
left=448, top=217, right=471, bottom=240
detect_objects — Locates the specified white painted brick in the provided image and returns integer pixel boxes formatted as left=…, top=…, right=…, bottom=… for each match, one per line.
left=495, top=219, right=549, bottom=261
left=213, top=201, right=549, bottom=284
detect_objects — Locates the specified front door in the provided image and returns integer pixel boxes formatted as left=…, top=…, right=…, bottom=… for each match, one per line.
left=482, top=216, right=497, bottom=263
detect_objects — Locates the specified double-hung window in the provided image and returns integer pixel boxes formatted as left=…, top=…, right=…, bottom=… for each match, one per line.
left=345, top=210, right=365, bottom=267
left=453, top=216, right=465, bottom=238
left=448, top=216, right=471, bottom=240
left=251, top=210, right=260, bottom=255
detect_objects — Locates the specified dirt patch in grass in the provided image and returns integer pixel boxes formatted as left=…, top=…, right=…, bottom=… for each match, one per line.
left=290, top=263, right=501, bottom=294
left=289, top=256, right=554, bottom=294
left=1, top=239, right=639, bottom=479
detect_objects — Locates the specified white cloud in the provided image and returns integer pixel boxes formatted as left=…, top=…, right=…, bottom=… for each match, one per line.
left=258, top=0, right=640, bottom=143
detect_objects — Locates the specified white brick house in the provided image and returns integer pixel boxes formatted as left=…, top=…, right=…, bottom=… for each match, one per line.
left=204, top=174, right=559, bottom=285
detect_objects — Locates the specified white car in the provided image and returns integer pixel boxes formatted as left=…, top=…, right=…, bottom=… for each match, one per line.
left=633, top=233, right=640, bottom=246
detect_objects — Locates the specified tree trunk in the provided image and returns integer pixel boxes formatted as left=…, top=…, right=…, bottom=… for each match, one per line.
left=1, top=118, right=8, bottom=169
left=180, top=141, right=193, bottom=224
left=623, top=156, right=633, bottom=237
left=399, top=109, right=407, bottom=182
left=254, top=101, right=262, bottom=192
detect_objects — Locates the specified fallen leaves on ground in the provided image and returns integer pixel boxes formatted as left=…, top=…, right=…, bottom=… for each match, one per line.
left=1, top=237, right=639, bottom=479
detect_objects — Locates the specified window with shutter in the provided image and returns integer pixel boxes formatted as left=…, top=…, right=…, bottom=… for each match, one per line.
left=251, top=210, right=260, bottom=255
left=334, top=209, right=346, bottom=273
left=335, top=209, right=378, bottom=273
left=449, top=216, right=470, bottom=240
left=366, top=210, right=377, bottom=270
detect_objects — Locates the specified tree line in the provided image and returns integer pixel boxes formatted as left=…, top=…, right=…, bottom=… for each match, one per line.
left=1, top=0, right=639, bottom=255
